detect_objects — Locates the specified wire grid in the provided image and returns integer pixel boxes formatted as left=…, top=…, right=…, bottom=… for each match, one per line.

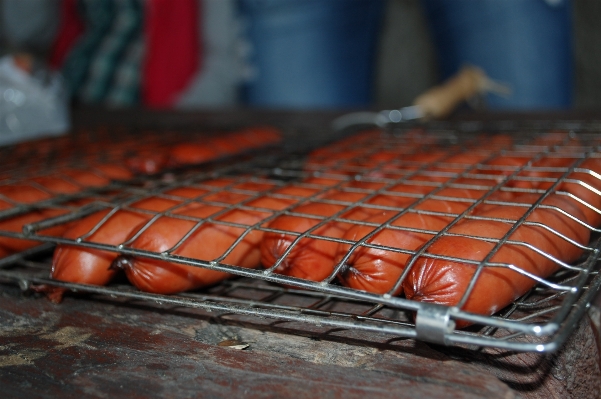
left=0, top=125, right=600, bottom=353
left=0, top=125, right=275, bottom=183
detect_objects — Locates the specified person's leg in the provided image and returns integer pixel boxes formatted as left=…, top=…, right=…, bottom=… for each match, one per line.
left=423, top=0, right=573, bottom=109
left=240, top=0, right=384, bottom=108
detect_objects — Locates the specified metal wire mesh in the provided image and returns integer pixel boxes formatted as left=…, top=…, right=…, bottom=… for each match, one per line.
left=0, top=124, right=600, bottom=353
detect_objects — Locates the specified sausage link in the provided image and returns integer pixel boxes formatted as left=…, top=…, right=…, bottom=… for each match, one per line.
left=50, top=195, right=193, bottom=300
left=403, top=193, right=590, bottom=328
left=0, top=184, right=66, bottom=254
left=91, top=164, right=134, bottom=181
left=540, top=158, right=601, bottom=227
left=120, top=186, right=311, bottom=294
left=0, top=163, right=137, bottom=258
left=335, top=211, right=452, bottom=295
left=504, top=155, right=601, bottom=226
left=169, top=143, right=219, bottom=165
left=260, top=191, right=376, bottom=283
left=260, top=156, right=500, bottom=288
left=169, top=127, right=282, bottom=167
left=331, top=173, right=486, bottom=295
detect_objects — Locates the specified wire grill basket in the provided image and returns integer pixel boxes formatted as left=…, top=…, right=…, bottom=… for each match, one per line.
left=1, top=123, right=600, bottom=353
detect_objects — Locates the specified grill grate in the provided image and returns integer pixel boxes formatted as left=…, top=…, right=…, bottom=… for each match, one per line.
left=1, top=124, right=600, bottom=353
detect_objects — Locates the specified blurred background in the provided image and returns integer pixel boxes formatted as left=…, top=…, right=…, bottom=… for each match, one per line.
left=0, top=0, right=599, bottom=113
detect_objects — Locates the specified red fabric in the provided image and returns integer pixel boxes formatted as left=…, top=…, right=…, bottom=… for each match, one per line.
left=142, top=0, right=201, bottom=108
left=48, top=0, right=85, bottom=69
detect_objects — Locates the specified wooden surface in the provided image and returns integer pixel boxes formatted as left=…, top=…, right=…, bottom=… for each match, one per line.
left=1, top=109, right=601, bottom=398
left=0, top=282, right=600, bottom=399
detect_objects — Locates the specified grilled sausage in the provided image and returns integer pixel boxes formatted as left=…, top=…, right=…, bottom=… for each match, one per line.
left=28, top=176, right=82, bottom=194
left=91, top=164, right=133, bottom=181
left=231, top=126, right=281, bottom=148
left=403, top=193, right=590, bottom=328
left=501, top=154, right=601, bottom=226
left=170, top=143, right=219, bottom=165
left=58, top=169, right=111, bottom=187
left=119, top=186, right=312, bottom=294
left=0, top=208, right=68, bottom=253
left=49, top=195, right=192, bottom=301
left=0, top=162, right=137, bottom=257
left=260, top=191, right=380, bottom=283
left=169, top=127, right=281, bottom=167
left=0, top=184, right=65, bottom=253
left=335, top=210, right=453, bottom=295
left=259, top=164, right=498, bottom=288
left=0, top=162, right=138, bottom=258
left=125, top=151, right=171, bottom=175
left=537, top=157, right=601, bottom=227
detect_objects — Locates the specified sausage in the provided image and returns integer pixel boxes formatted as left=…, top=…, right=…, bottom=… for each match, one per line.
left=0, top=208, right=69, bottom=253
left=0, top=197, right=10, bottom=212
left=125, top=151, right=171, bottom=175
left=91, top=164, right=133, bottom=181
left=475, top=155, right=550, bottom=191
left=51, top=187, right=220, bottom=285
left=501, top=154, right=601, bottom=226
left=119, top=205, right=262, bottom=294
left=306, top=149, right=371, bottom=172
left=473, top=133, right=514, bottom=150
left=28, top=176, right=82, bottom=194
left=58, top=169, right=111, bottom=187
left=0, top=183, right=53, bottom=204
left=334, top=206, right=454, bottom=295
left=231, top=126, right=281, bottom=148
left=0, top=164, right=136, bottom=257
left=163, top=186, right=210, bottom=199
left=368, top=150, right=450, bottom=175
left=260, top=191, right=373, bottom=283
left=50, top=195, right=189, bottom=301
left=0, top=165, right=134, bottom=256
left=170, top=142, right=219, bottom=165
left=118, top=186, right=311, bottom=294
left=403, top=193, right=590, bottom=328
left=536, top=157, right=601, bottom=227
left=210, top=136, right=246, bottom=156
left=382, top=157, right=505, bottom=216
left=260, top=162, right=502, bottom=288
left=51, top=210, right=133, bottom=284
left=306, top=130, right=382, bottom=162
left=56, top=164, right=133, bottom=186
left=0, top=184, right=64, bottom=253
left=169, top=127, right=281, bottom=167
left=407, top=154, right=532, bottom=206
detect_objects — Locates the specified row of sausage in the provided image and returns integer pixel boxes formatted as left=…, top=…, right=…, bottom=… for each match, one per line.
left=0, top=126, right=282, bottom=259
left=0, top=126, right=281, bottom=178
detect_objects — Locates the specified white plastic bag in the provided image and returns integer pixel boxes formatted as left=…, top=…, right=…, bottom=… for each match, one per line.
left=0, top=55, right=70, bottom=146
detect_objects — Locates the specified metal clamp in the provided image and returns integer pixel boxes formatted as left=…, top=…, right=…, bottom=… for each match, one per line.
left=415, top=303, right=455, bottom=346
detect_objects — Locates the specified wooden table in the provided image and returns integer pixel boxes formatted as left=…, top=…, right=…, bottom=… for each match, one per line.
left=1, top=282, right=600, bottom=399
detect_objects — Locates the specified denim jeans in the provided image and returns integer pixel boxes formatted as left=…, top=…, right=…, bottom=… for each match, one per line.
left=422, top=0, right=573, bottom=109
left=239, top=0, right=384, bottom=108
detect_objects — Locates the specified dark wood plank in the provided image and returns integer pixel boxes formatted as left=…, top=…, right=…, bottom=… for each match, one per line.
left=0, top=285, right=515, bottom=399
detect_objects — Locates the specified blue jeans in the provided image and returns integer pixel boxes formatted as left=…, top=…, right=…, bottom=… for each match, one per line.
left=239, top=0, right=384, bottom=108
left=422, top=0, right=573, bottom=109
